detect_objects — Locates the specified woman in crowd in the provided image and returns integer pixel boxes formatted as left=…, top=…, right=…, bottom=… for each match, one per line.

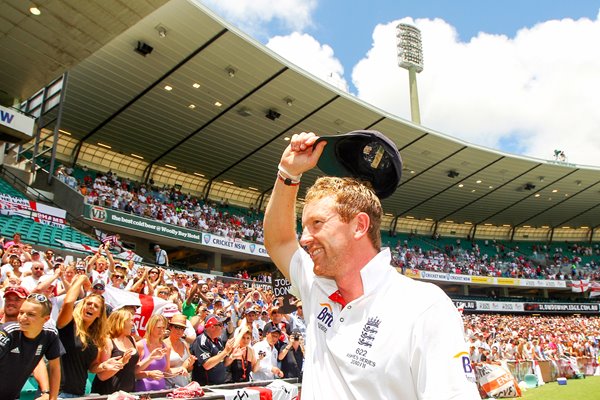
left=91, top=308, right=139, bottom=394
left=135, top=314, right=171, bottom=391
left=57, top=274, right=109, bottom=398
left=228, top=328, right=262, bottom=382
left=164, top=313, right=196, bottom=389
left=191, top=304, right=209, bottom=334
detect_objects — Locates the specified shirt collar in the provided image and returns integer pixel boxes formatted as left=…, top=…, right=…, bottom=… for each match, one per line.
left=315, top=247, right=392, bottom=303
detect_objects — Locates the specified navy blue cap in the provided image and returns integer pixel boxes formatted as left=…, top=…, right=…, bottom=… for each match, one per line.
left=314, top=130, right=402, bottom=199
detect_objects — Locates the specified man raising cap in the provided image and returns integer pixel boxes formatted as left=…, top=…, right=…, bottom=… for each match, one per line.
left=263, top=131, right=479, bottom=399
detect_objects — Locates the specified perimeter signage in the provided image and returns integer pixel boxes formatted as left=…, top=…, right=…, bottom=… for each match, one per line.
left=83, top=205, right=269, bottom=258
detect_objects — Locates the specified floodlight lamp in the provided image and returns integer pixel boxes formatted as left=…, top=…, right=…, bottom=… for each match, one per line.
left=396, top=23, right=424, bottom=73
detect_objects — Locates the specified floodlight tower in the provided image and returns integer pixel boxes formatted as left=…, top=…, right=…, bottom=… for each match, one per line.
left=396, top=23, right=424, bottom=124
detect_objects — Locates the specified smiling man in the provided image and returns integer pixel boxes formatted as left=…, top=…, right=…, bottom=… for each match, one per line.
left=0, top=294, right=63, bottom=400
left=264, top=131, right=479, bottom=399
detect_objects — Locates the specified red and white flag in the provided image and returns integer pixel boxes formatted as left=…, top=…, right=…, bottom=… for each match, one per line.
left=104, top=286, right=169, bottom=336
left=569, top=279, right=590, bottom=293
left=589, top=281, right=600, bottom=298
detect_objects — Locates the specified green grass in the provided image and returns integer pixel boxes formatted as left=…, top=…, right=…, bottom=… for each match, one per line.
left=506, top=376, right=600, bottom=400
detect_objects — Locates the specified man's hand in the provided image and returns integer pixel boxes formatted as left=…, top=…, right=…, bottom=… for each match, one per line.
left=279, top=131, right=327, bottom=177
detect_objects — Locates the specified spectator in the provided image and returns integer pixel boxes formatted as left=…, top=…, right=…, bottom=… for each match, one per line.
left=163, top=313, right=196, bottom=389
left=278, top=331, right=304, bottom=380
left=229, top=327, right=262, bottom=383
left=91, top=308, right=139, bottom=394
left=56, top=275, right=109, bottom=397
left=251, top=325, right=284, bottom=380
left=190, top=314, right=234, bottom=385
left=135, top=314, right=170, bottom=391
left=154, top=245, right=169, bottom=267
left=21, top=261, right=46, bottom=293
left=0, top=293, right=62, bottom=400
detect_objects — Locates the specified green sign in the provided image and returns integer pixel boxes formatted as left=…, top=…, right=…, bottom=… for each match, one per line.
left=84, top=204, right=270, bottom=258
left=85, top=204, right=202, bottom=243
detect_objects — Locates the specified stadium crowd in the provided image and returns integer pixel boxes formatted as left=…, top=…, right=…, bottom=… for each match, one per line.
left=57, top=166, right=265, bottom=244
left=0, top=232, right=302, bottom=398
left=55, top=164, right=600, bottom=283
left=392, top=240, right=600, bottom=281
left=2, top=228, right=600, bottom=398
left=463, top=314, right=600, bottom=365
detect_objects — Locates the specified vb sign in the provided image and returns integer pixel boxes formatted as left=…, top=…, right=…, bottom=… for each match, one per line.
left=91, top=206, right=107, bottom=222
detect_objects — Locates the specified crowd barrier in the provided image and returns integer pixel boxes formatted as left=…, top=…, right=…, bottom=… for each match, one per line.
left=504, top=357, right=596, bottom=381
left=22, top=378, right=299, bottom=400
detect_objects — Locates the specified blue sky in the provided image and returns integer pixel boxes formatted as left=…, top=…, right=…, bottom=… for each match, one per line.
left=198, top=1, right=600, bottom=166
left=307, top=1, right=599, bottom=92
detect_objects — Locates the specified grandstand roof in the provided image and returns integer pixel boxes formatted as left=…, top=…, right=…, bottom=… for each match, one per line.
left=0, top=0, right=168, bottom=101
left=6, top=0, right=600, bottom=231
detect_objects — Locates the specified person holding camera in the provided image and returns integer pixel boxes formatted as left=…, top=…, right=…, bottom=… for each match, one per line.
left=251, top=325, right=284, bottom=381
left=278, top=331, right=304, bottom=380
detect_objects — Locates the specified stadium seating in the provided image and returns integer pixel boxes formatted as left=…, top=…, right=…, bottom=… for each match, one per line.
left=0, top=214, right=99, bottom=249
left=0, top=176, right=27, bottom=198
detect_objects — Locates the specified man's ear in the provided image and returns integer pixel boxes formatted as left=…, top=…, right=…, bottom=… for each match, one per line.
left=353, top=212, right=371, bottom=240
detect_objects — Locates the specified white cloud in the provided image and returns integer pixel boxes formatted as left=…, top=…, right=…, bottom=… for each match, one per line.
left=352, top=14, right=600, bottom=166
left=197, top=0, right=317, bottom=34
left=266, top=32, right=349, bottom=92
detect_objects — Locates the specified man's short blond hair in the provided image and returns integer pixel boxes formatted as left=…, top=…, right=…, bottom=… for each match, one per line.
left=304, top=177, right=382, bottom=250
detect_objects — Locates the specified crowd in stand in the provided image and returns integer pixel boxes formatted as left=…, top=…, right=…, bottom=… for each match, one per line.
left=58, top=166, right=265, bottom=244
left=463, top=314, right=600, bottom=365
left=0, top=232, right=302, bottom=398
left=392, top=239, right=600, bottom=282
left=55, top=164, right=600, bottom=283
left=4, top=227, right=600, bottom=398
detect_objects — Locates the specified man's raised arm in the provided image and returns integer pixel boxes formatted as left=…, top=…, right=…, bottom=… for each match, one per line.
left=264, top=132, right=326, bottom=280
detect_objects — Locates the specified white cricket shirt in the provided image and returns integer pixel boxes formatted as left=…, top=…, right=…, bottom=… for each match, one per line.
left=289, top=248, right=480, bottom=400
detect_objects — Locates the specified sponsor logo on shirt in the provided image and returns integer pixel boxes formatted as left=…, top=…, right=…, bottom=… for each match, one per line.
left=10, top=347, right=20, bottom=353
left=454, top=351, right=477, bottom=383
left=35, top=345, right=43, bottom=356
left=316, top=303, right=333, bottom=332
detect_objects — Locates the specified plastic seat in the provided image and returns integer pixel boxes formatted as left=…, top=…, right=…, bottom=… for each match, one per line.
left=524, top=373, right=538, bottom=388
left=20, top=376, right=38, bottom=400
